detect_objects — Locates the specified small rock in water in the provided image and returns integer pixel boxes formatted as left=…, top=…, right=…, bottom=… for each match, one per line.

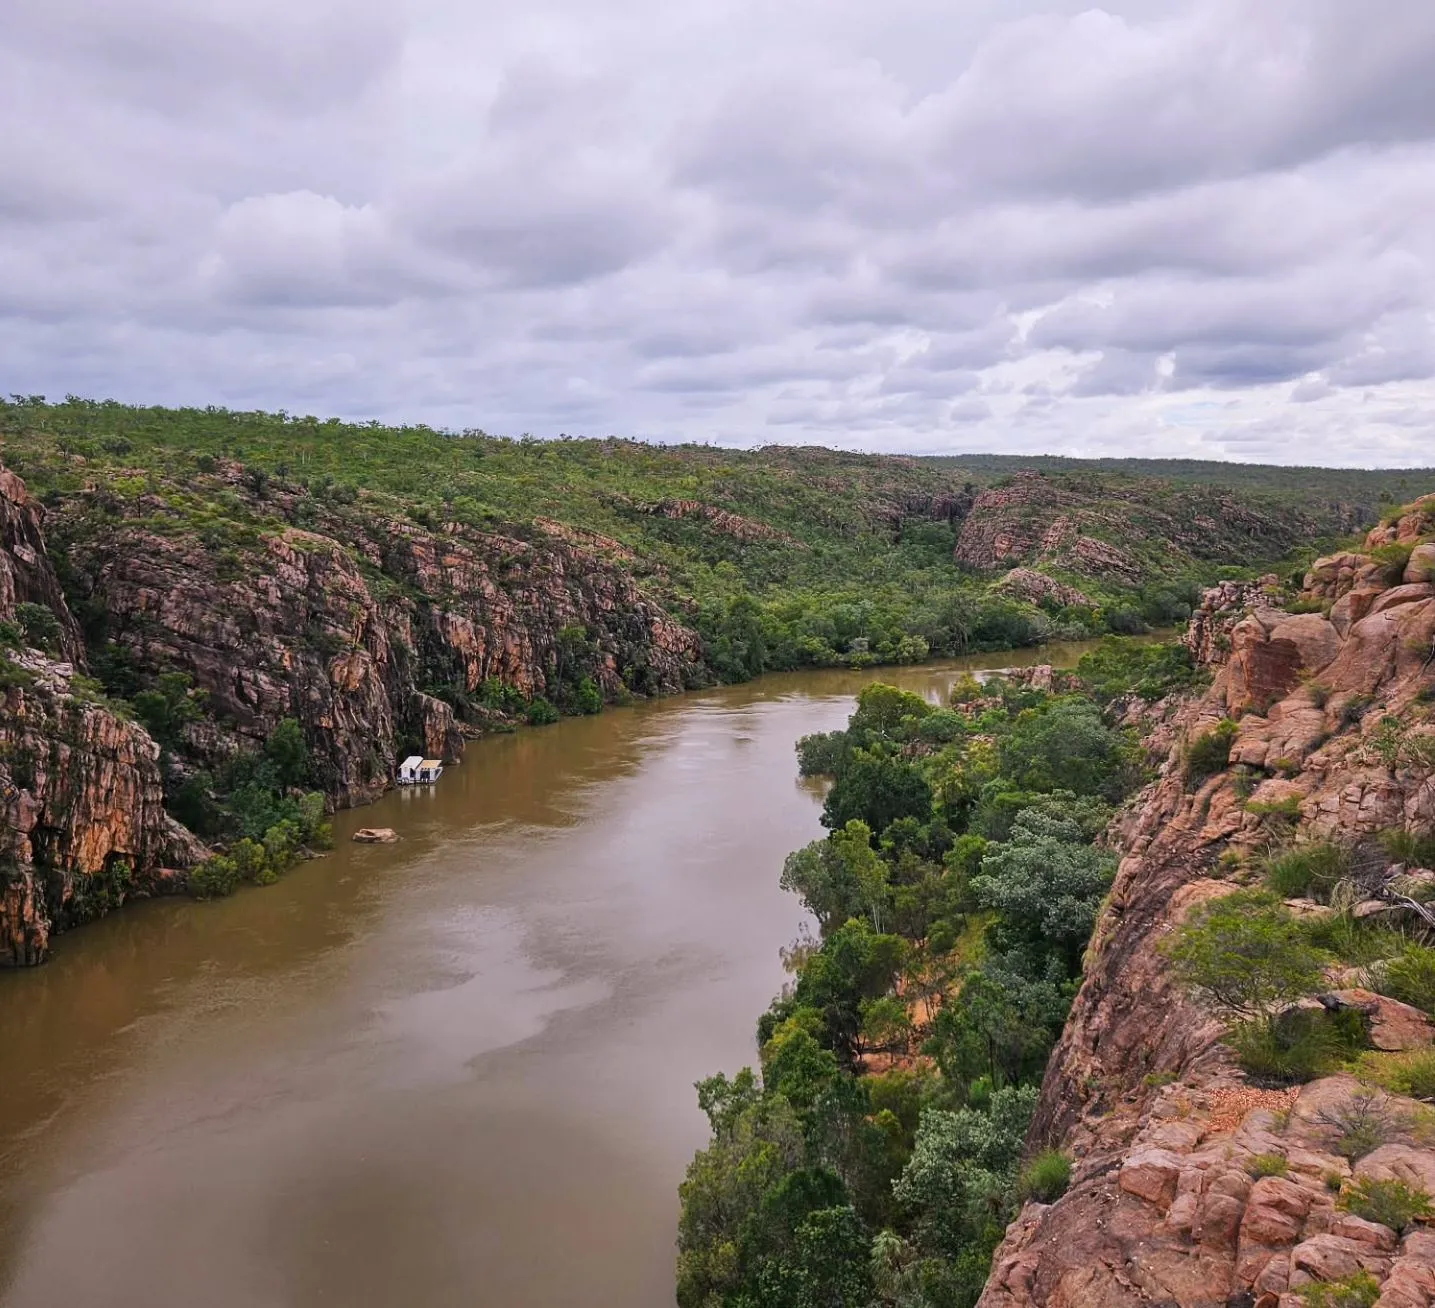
left=352, top=828, right=400, bottom=844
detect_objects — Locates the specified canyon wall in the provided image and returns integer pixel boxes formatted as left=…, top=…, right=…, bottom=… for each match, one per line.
left=978, top=498, right=1435, bottom=1308
left=2, top=468, right=202, bottom=965
left=2, top=459, right=708, bottom=963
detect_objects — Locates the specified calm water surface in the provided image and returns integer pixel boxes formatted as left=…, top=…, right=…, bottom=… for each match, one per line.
left=0, top=642, right=1112, bottom=1308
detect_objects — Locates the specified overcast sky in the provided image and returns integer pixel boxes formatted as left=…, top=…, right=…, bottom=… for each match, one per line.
left=3, top=1, right=1434, bottom=464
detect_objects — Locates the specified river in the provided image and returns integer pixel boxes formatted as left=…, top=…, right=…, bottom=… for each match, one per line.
left=0, top=640, right=1117, bottom=1308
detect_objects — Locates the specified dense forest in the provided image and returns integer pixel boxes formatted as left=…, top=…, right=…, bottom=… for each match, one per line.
left=675, top=641, right=1198, bottom=1308
left=2, top=396, right=1423, bottom=684
left=1, top=395, right=1424, bottom=916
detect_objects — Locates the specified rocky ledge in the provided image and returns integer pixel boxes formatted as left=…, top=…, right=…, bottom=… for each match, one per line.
left=978, top=502, right=1435, bottom=1307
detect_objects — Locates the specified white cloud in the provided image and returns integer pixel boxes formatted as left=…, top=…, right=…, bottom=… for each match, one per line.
left=1, top=0, right=1433, bottom=464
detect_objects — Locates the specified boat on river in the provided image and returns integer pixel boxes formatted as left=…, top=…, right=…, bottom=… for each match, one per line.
left=397, top=755, right=444, bottom=784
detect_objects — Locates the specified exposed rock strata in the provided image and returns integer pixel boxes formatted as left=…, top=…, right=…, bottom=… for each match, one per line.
left=954, top=473, right=1353, bottom=586
left=54, top=478, right=707, bottom=808
left=2, top=469, right=201, bottom=965
left=978, top=513, right=1435, bottom=1308
left=3, top=456, right=708, bottom=962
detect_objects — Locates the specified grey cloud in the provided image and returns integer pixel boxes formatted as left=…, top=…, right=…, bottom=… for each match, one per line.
left=2, top=0, right=1435, bottom=463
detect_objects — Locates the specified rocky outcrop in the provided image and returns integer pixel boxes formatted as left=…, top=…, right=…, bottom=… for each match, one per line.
left=978, top=505, right=1435, bottom=1307
left=995, top=568, right=1093, bottom=609
left=54, top=479, right=707, bottom=809
left=2, top=469, right=202, bottom=965
left=635, top=498, right=801, bottom=546
left=0, top=467, right=83, bottom=664
left=954, top=473, right=1342, bottom=586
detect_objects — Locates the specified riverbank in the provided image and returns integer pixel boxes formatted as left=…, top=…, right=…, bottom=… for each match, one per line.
left=0, top=640, right=1150, bottom=1307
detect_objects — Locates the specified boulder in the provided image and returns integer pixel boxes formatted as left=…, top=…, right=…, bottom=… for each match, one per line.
left=1270, top=613, right=1342, bottom=673
left=1239, top=1175, right=1311, bottom=1247
left=1405, top=543, right=1435, bottom=586
left=1371, top=583, right=1435, bottom=616
left=1330, top=587, right=1385, bottom=638
left=1356, top=1146, right=1435, bottom=1193
left=1321, top=989, right=1435, bottom=1052
left=1289, top=1232, right=1391, bottom=1283
left=1119, top=1147, right=1185, bottom=1208
left=352, top=828, right=400, bottom=844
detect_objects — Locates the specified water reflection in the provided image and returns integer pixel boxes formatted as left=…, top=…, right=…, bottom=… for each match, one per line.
left=0, top=639, right=1130, bottom=1306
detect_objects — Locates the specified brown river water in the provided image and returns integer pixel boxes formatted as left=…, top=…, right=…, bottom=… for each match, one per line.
left=0, top=640, right=1118, bottom=1308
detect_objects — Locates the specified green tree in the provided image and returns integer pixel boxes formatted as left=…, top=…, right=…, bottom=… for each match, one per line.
left=927, top=961, right=1070, bottom=1089
left=822, top=753, right=933, bottom=837
left=782, top=820, right=891, bottom=934
left=264, top=717, right=309, bottom=788
left=971, top=811, right=1116, bottom=975
left=132, top=671, right=203, bottom=748
left=892, top=1086, right=1037, bottom=1261
left=997, top=698, right=1135, bottom=800
left=1165, top=890, right=1328, bottom=1026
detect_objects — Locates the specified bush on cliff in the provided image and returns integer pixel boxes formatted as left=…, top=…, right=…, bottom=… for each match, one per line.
left=1183, top=719, right=1238, bottom=787
left=1166, top=891, right=1327, bottom=1025
left=1018, top=1149, right=1073, bottom=1203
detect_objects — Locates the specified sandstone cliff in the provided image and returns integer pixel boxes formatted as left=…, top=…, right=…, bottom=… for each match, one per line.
left=48, top=459, right=707, bottom=809
left=2, top=455, right=709, bottom=963
left=954, top=472, right=1360, bottom=589
left=979, top=504, right=1435, bottom=1308
left=2, top=468, right=202, bottom=966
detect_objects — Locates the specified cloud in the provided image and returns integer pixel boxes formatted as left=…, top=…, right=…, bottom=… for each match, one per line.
left=1, top=0, right=1434, bottom=464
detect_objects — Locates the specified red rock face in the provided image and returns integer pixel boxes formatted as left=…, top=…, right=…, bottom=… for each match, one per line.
left=977, top=518, right=1435, bottom=1308
left=952, top=473, right=1345, bottom=586
left=2, top=469, right=203, bottom=965
left=55, top=493, right=707, bottom=810
left=0, top=467, right=84, bottom=663
left=3, top=458, right=708, bottom=962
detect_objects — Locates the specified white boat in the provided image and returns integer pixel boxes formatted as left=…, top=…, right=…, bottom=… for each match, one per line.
left=397, top=755, right=444, bottom=785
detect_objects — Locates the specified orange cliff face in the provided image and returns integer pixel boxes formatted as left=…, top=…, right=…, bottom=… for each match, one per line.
left=2, top=466, right=203, bottom=966
left=977, top=512, right=1435, bottom=1308
left=1, top=455, right=709, bottom=965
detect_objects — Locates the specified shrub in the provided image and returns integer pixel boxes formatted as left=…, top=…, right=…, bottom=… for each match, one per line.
left=188, top=855, right=241, bottom=899
left=1339, top=1176, right=1434, bottom=1233
left=572, top=676, right=603, bottom=715
left=525, top=697, right=560, bottom=726
left=1184, top=720, right=1238, bottom=787
left=1166, top=891, right=1328, bottom=1024
left=1377, top=945, right=1435, bottom=1015
left=1382, top=827, right=1435, bottom=871
left=13, top=601, right=62, bottom=653
left=1265, top=842, right=1351, bottom=902
left=1298, top=1271, right=1381, bottom=1308
left=1301, top=913, right=1405, bottom=968
left=1371, top=542, right=1416, bottom=585
left=1017, top=1150, right=1072, bottom=1203
left=1341, top=694, right=1374, bottom=728
left=1354, top=1049, right=1435, bottom=1101
left=1247, top=1152, right=1290, bottom=1178
left=1230, top=1010, right=1345, bottom=1086
left=1307, top=681, right=1332, bottom=708
left=1319, top=1090, right=1402, bottom=1161
left=1247, top=794, right=1302, bottom=822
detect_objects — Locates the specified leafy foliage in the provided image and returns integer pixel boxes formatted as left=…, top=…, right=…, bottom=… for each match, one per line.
left=1265, top=842, right=1352, bottom=902
left=1184, top=719, right=1238, bottom=787
left=1166, top=891, right=1328, bottom=1024
left=1339, top=1176, right=1433, bottom=1233
left=1298, top=1271, right=1381, bottom=1308
left=682, top=675, right=1148, bottom=1305
left=1378, top=945, right=1435, bottom=1016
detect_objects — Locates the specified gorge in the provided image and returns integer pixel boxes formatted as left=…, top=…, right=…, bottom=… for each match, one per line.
left=2, top=398, right=1435, bottom=1308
